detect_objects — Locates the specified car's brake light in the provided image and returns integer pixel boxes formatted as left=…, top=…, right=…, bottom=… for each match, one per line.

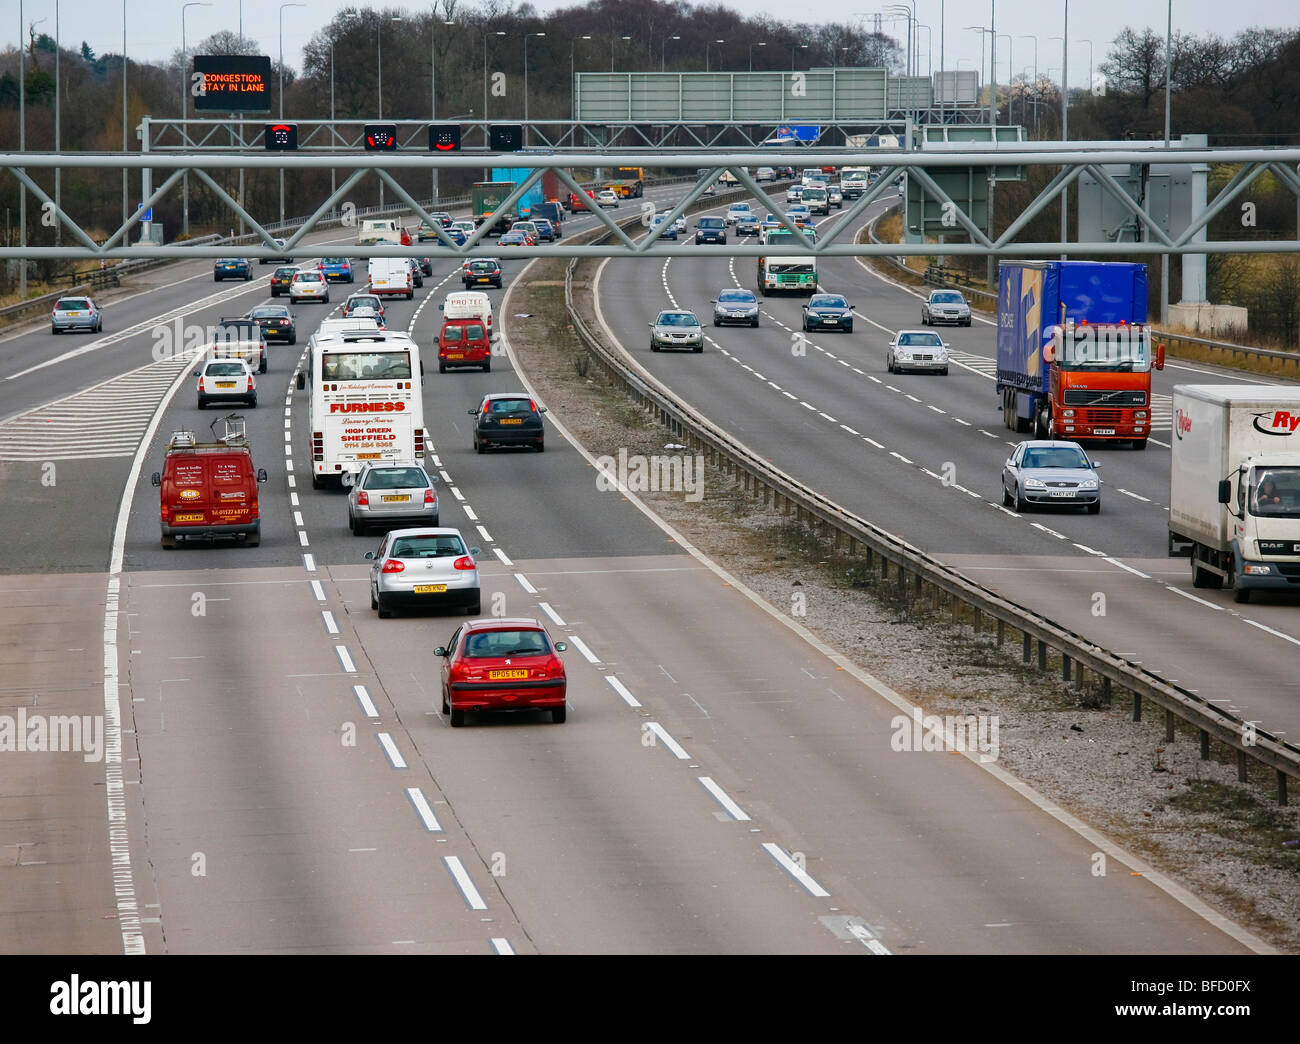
left=381, top=559, right=405, bottom=573
left=529, top=399, right=537, bottom=413
left=453, top=556, right=476, bottom=571
left=197, top=377, right=205, bottom=391
left=424, top=489, right=435, bottom=504
left=356, top=490, right=369, bottom=506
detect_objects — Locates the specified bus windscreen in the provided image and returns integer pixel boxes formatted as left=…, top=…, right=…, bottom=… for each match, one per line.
left=321, top=351, right=412, bottom=381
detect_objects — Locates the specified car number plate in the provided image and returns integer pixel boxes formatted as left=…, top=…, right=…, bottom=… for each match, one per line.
left=1050, top=490, right=1077, bottom=498
left=823, top=318, right=838, bottom=324
left=215, top=382, right=236, bottom=388
left=173, top=513, right=204, bottom=522
left=477, top=277, right=491, bottom=283
left=447, top=353, right=464, bottom=359
left=356, top=453, right=381, bottom=460
left=489, top=669, right=528, bottom=680
left=381, top=494, right=410, bottom=502
left=1094, top=428, right=1115, bottom=435
left=412, top=584, right=447, bottom=594
left=498, top=418, right=523, bottom=424
left=266, top=328, right=279, bottom=334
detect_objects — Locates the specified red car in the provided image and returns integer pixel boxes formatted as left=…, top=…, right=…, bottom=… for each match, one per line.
left=436, top=618, right=569, bottom=726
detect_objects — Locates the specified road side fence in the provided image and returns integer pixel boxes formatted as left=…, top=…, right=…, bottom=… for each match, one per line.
left=557, top=207, right=1299, bottom=805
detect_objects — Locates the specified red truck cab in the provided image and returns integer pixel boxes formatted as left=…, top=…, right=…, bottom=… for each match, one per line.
left=437, top=318, right=491, bottom=373
left=151, top=421, right=267, bottom=548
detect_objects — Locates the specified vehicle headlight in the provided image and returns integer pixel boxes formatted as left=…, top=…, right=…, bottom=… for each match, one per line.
left=1244, top=564, right=1273, bottom=575
left=1078, top=478, right=1098, bottom=489
left=1134, top=411, right=1148, bottom=419
left=1063, top=409, right=1075, bottom=417
left=1024, top=478, right=1047, bottom=489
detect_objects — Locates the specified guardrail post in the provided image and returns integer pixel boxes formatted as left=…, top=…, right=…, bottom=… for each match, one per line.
left=1062, top=654, right=1072, bottom=682
left=1165, top=708, right=1176, bottom=743
left=1199, top=729, right=1210, bottom=761
left=1278, top=771, right=1288, bottom=806
left=880, top=555, right=888, bottom=580
left=1237, top=749, right=1248, bottom=783
left=1074, top=663, right=1084, bottom=690
left=950, top=595, right=959, bottom=624
left=1132, top=691, right=1143, bottom=722
left=997, top=619, right=1005, bottom=647
left=1102, top=676, right=1111, bottom=704
left=1023, top=633, right=1031, bottom=663
left=896, top=566, right=908, bottom=600
left=1037, top=640, right=1047, bottom=672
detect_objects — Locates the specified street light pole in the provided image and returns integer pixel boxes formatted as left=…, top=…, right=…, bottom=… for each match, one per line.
left=122, top=0, right=127, bottom=242
left=966, top=27, right=992, bottom=123
left=749, top=40, right=765, bottom=72
left=181, top=2, right=211, bottom=237
left=524, top=32, right=546, bottom=126
left=997, top=34, right=1013, bottom=124
left=1061, top=0, right=1069, bottom=260
left=329, top=41, right=335, bottom=201
left=278, top=3, right=305, bottom=227
left=1019, top=35, right=1039, bottom=136
left=1080, top=38, right=1092, bottom=94
left=611, top=34, right=630, bottom=72
left=791, top=42, right=807, bottom=71
left=664, top=34, right=680, bottom=72
left=431, top=12, right=454, bottom=203
left=707, top=38, right=723, bottom=73
left=484, top=29, right=505, bottom=121
left=572, top=35, right=591, bottom=121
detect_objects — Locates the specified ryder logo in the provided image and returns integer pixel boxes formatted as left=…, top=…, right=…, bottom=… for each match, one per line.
left=1253, top=410, right=1300, bottom=436
left=1175, top=408, right=1192, bottom=440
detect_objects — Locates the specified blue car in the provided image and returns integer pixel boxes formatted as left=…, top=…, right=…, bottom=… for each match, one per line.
left=318, top=257, right=354, bottom=283
left=694, top=217, right=727, bottom=244
left=443, top=226, right=468, bottom=246
left=651, top=212, right=678, bottom=240
left=50, top=296, right=103, bottom=334
left=532, top=218, right=557, bottom=242
left=802, top=293, right=855, bottom=333
left=214, top=258, right=251, bottom=282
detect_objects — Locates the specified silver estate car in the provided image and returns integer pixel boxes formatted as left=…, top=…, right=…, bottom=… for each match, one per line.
left=347, top=462, right=439, bottom=534
left=1002, top=440, right=1102, bottom=514
left=712, top=288, right=760, bottom=327
left=51, top=296, right=102, bottom=334
left=365, top=527, right=482, bottom=617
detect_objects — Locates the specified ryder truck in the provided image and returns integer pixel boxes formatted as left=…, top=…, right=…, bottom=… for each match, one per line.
left=1169, top=385, right=1300, bottom=602
left=997, top=261, right=1164, bottom=448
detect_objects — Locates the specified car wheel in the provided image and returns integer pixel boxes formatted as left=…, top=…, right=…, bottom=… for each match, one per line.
left=449, top=707, right=466, bottom=727
left=376, top=596, right=393, bottom=619
left=96, top=321, right=103, bottom=332
left=483, top=359, right=491, bottom=373
left=288, top=333, right=296, bottom=345
left=214, top=275, right=221, bottom=282
left=1234, top=586, right=1251, bottom=604
left=370, top=584, right=378, bottom=609
left=551, top=706, right=567, bottom=724
left=651, top=342, right=661, bottom=352
left=939, top=367, right=948, bottom=375
left=259, top=357, right=267, bottom=374
left=52, top=325, right=60, bottom=335
left=1002, top=483, right=1013, bottom=507
left=693, top=344, right=703, bottom=353
left=964, top=319, right=972, bottom=326
left=197, top=397, right=207, bottom=409
left=922, top=314, right=929, bottom=325
left=466, top=601, right=481, bottom=615
left=1087, top=501, right=1101, bottom=514
left=536, top=439, right=545, bottom=453
left=713, top=317, right=720, bottom=326
left=249, top=392, right=258, bottom=407
left=311, top=472, right=323, bottom=489
left=348, top=512, right=357, bottom=535
left=844, top=323, right=853, bottom=334
left=1013, top=485, right=1027, bottom=512
left=1132, top=439, right=1147, bottom=451
left=244, top=272, right=251, bottom=281
left=752, top=318, right=759, bottom=328
left=246, top=531, right=260, bottom=547
left=474, top=437, right=484, bottom=454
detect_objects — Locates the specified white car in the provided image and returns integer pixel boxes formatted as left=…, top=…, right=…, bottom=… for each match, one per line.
left=887, top=330, right=950, bottom=375
left=290, top=269, right=330, bottom=303
left=196, top=358, right=257, bottom=409
left=452, top=220, right=476, bottom=238
left=596, top=190, right=620, bottom=209
left=725, top=203, right=753, bottom=226
left=785, top=184, right=803, bottom=203
left=755, top=166, right=777, bottom=182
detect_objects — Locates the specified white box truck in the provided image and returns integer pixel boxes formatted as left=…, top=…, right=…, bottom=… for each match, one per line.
left=368, top=258, right=413, bottom=299
left=1169, top=384, right=1300, bottom=602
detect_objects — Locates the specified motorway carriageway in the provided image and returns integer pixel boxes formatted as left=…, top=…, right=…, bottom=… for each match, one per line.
left=0, top=189, right=1265, bottom=955
left=597, top=192, right=1300, bottom=749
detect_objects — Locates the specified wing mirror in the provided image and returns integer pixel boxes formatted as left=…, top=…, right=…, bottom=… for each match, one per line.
left=364, top=551, right=376, bottom=560
left=257, top=468, right=268, bottom=483
left=1217, top=479, right=1232, bottom=504
left=555, top=641, right=568, bottom=653
left=470, top=547, right=482, bottom=556
left=1091, top=461, right=1102, bottom=469
left=433, top=646, right=448, bottom=657
left=150, top=472, right=161, bottom=487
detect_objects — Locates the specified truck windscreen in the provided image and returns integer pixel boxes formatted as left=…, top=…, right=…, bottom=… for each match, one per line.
left=1250, top=466, right=1300, bottom=518
left=1051, top=325, right=1152, bottom=372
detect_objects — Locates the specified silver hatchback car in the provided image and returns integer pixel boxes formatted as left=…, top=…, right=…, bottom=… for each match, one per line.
left=365, top=527, right=481, bottom=617
left=347, top=462, right=438, bottom=534
left=51, top=296, right=102, bottom=334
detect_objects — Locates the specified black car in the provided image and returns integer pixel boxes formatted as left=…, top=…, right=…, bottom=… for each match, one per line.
left=269, top=265, right=298, bottom=296
left=246, top=304, right=297, bottom=344
left=695, top=217, right=727, bottom=244
left=801, top=293, right=855, bottom=333
left=463, top=259, right=503, bottom=289
left=469, top=393, right=547, bottom=453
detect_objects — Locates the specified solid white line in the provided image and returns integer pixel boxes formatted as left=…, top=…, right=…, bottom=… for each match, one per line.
left=310, top=580, right=326, bottom=601
left=538, top=601, right=566, bottom=626
left=698, top=776, right=751, bottom=821
left=1244, top=619, right=1300, bottom=647
left=322, top=610, right=340, bottom=635
left=762, top=842, right=831, bottom=897
left=492, top=547, right=513, bottom=565
left=335, top=645, right=357, bottom=672
left=302, top=553, right=316, bottom=572
left=377, top=732, right=407, bottom=769
left=1072, top=543, right=1105, bottom=557
left=1103, top=557, right=1151, bottom=579
left=567, top=634, right=600, bottom=664
left=353, top=684, right=380, bottom=718
left=491, top=937, right=515, bottom=955
left=406, top=787, right=443, bottom=832
left=645, top=721, right=689, bottom=759
left=605, top=675, right=641, bottom=708
left=514, top=572, right=537, bottom=594
left=443, top=856, right=489, bottom=911
left=1167, top=586, right=1226, bottom=611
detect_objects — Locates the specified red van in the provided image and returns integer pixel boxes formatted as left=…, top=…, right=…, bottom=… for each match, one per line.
left=150, top=426, right=268, bottom=548
left=437, top=318, right=491, bottom=373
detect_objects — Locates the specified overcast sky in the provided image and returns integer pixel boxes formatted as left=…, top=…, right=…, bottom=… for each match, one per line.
left=5, top=1, right=1295, bottom=89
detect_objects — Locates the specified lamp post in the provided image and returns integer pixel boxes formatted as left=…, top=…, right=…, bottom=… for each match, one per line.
left=378, top=15, right=402, bottom=211
left=523, top=32, right=546, bottom=126
left=612, top=34, right=630, bottom=72
left=329, top=41, right=335, bottom=202
left=791, top=42, right=808, bottom=70
left=749, top=40, right=766, bottom=72
left=483, top=28, right=505, bottom=122
left=966, top=26, right=993, bottom=123
left=997, top=34, right=1013, bottom=124
left=913, top=26, right=929, bottom=76
left=430, top=12, right=454, bottom=202
left=664, top=33, right=681, bottom=72
left=122, top=0, right=128, bottom=240
left=181, top=2, right=211, bottom=237
left=884, top=5, right=914, bottom=77
left=278, top=3, right=305, bottom=227
left=572, top=34, right=591, bottom=120
left=706, top=38, right=723, bottom=73
left=1019, top=35, right=1039, bottom=135
left=1060, top=0, right=1068, bottom=260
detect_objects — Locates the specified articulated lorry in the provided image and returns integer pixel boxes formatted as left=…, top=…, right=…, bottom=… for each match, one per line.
left=1169, top=385, right=1300, bottom=602
left=997, top=261, right=1164, bottom=448
left=472, top=181, right=517, bottom=233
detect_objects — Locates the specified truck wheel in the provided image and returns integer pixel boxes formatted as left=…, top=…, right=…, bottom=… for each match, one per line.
left=246, top=532, right=260, bottom=547
left=1034, top=410, right=1050, bottom=439
left=1234, top=586, right=1251, bottom=604
left=1132, top=439, right=1147, bottom=450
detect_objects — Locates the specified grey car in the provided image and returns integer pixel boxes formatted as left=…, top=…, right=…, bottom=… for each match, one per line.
left=712, top=288, right=760, bottom=328
left=348, top=462, right=438, bottom=534
left=887, top=330, right=949, bottom=374
left=365, top=527, right=481, bottom=617
left=922, top=289, right=973, bottom=326
left=649, top=310, right=704, bottom=352
left=51, top=296, right=102, bottom=334
left=260, top=238, right=291, bottom=264
left=1002, top=440, right=1102, bottom=514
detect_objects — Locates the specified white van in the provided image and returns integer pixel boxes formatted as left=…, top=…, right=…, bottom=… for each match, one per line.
left=440, top=290, right=494, bottom=338
left=368, top=258, right=414, bottom=299
left=359, top=219, right=404, bottom=245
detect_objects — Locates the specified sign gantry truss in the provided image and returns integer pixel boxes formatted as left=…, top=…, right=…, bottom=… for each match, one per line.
left=3, top=148, right=1300, bottom=261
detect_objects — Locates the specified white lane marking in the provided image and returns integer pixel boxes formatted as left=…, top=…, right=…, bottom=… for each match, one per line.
left=839, top=424, right=860, bottom=435
left=904, top=394, right=921, bottom=403
left=450, top=486, right=465, bottom=501
left=335, top=645, right=357, bottom=673
left=762, top=842, right=831, bottom=897
left=310, top=580, right=326, bottom=601
left=1104, top=557, right=1151, bottom=579
left=567, top=634, right=600, bottom=664
left=848, top=923, right=892, bottom=955
left=645, top=721, right=689, bottom=759
left=782, top=391, right=797, bottom=399
left=303, top=553, right=316, bottom=572
left=476, top=524, right=494, bottom=543
left=290, top=492, right=299, bottom=507
left=538, top=601, right=566, bottom=626
left=514, top=573, right=537, bottom=594
left=1030, top=522, right=1066, bottom=539
left=406, top=787, right=443, bottom=832
left=927, top=404, right=946, bottom=414
left=889, top=451, right=912, bottom=464
left=1072, top=543, right=1106, bottom=557
left=377, top=732, right=408, bottom=769
left=463, top=505, right=479, bottom=521
left=864, top=437, right=884, bottom=449
left=322, top=610, right=340, bottom=635
left=1149, top=438, right=1171, bottom=448
left=293, top=511, right=304, bottom=527
left=1118, top=488, right=1152, bottom=502
left=298, top=530, right=310, bottom=547
left=443, top=856, right=489, bottom=911
left=491, top=938, right=515, bottom=955
left=799, top=400, right=817, bottom=411
left=353, top=684, right=380, bottom=718
left=439, top=470, right=452, bottom=482
left=955, top=417, right=972, bottom=426
left=605, top=675, right=641, bottom=708
left=698, top=776, right=751, bottom=821
left=1244, top=619, right=1300, bottom=647
left=980, top=430, right=999, bottom=438
left=492, top=547, right=513, bottom=566
left=818, top=412, right=837, bottom=422
left=1167, top=586, right=1226, bottom=611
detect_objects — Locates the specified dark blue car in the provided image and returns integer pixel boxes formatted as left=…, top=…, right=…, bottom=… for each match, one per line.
left=214, top=258, right=251, bottom=282
left=801, top=293, right=855, bottom=333
left=694, top=217, right=726, bottom=245
left=319, top=257, right=354, bottom=283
